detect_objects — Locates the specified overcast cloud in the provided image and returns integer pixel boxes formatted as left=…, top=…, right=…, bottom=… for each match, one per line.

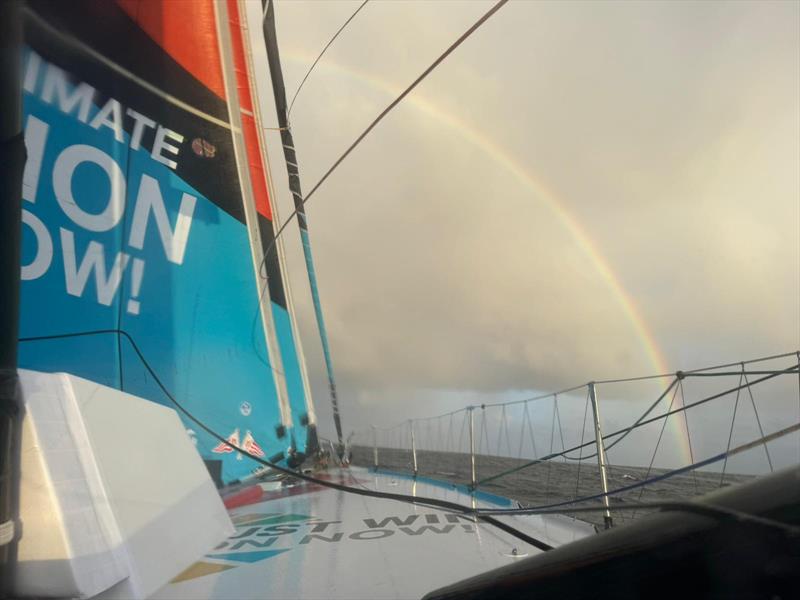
left=245, top=0, right=800, bottom=456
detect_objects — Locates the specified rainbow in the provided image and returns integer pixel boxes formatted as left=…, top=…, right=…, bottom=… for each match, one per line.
left=281, top=51, right=693, bottom=464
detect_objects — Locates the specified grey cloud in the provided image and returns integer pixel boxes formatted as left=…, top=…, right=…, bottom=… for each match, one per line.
left=246, top=1, right=799, bottom=437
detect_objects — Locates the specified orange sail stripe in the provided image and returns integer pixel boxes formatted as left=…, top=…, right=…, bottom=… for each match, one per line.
left=115, top=0, right=226, bottom=100
left=226, top=0, right=272, bottom=221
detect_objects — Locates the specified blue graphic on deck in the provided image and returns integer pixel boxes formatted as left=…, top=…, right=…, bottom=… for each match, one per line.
left=18, top=51, right=308, bottom=483
left=209, top=550, right=290, bottom=564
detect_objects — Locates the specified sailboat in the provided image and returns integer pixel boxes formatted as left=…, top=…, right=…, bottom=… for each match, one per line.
left=0, top=1, right=798, bottom=599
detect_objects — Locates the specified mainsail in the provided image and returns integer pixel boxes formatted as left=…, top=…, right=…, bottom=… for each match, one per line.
left=17, top=0, right=315, bottom=484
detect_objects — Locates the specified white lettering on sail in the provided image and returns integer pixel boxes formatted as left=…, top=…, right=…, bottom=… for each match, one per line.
left=41, top=64, right=94, bottom=123
left=22, top=115, right=49, bottom=203
left=31, top=56, right=184, bottom=170
left=127, top=108, right=156, bottom=150
left=21, top=210, right=53, bottom=281
left=151, top=126, right=184, bottom=169
left=89, top=98, right=125, bottom=143
left=128, top=174, right=196, bottom=265
left=21, top=54, right=198, bottom=314
left=60, top=228, right=130, bottom=305
left=53, top=144, right=126, bottom=232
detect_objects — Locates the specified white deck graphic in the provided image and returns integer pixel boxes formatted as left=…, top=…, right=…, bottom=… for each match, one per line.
left=154, top=467, right=594, bottom=599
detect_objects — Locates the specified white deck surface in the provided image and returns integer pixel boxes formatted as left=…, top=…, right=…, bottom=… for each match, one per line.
left=153, top=467, right=595, bottom=599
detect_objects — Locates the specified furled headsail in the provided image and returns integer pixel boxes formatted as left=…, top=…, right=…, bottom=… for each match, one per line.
left=17, top=0, right=315, bottom=484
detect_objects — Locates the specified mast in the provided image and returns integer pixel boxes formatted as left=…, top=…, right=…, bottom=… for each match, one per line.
left=261, top=0, right=345, bottom=457
left=238, top=0, right=318, bottom=451
left=0, top=0, right=24, bottom=590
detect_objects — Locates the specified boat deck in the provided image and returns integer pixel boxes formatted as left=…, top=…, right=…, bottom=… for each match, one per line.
left=152, top=467, right=595, bottom=599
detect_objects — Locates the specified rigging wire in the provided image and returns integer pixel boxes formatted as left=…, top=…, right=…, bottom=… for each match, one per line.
left=18, top=330, right=800, bottom=543
left=475, top=364, right=799, bottom=487
left=743, top=368, right=774, bottom=472
left=287, top=0, right=370, bottom=119
left=573, top=392, right=591, bottom=501
left=471, top=421, right=800, bottom=516
left=474, top=501, right=800, bottom=535
left=632, top=381, right=681, bottom=518
left=543, top=396, right=559, bottom=504
left=678, top=379, right=700, bottom=495
left=720, top=367, right=745, bottom=486
left=18, top=329, right=551, bottom=551
left=371, top=360, right=798, bottom=472
left=257, top=0, right=510, bottom=278
left=358, top=351, right=800, bottom=428
left=360, top=361, right=799, bottom=490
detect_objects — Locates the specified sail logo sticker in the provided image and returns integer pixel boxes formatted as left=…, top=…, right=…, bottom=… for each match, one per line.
left=240, top=401, right=252, bottom=417
left=242, top=431, right=265, bottom=457
left=212, top=429, right=265, bottom=459
left=212, top=429, right=240, bottom=454
left=20, top=52, right=196, bottom=316
left=191, top=137, right=216, bottom=158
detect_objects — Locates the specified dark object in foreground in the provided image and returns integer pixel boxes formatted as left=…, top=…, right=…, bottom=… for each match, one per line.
left=424, top=466, right=800, bottom=600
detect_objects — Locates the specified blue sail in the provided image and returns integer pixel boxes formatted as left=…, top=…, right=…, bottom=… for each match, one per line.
left=18, top=0, right=315, bottom=483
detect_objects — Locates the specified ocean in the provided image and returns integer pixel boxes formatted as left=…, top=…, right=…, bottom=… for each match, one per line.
left=350, top=446, right=753, bottom=528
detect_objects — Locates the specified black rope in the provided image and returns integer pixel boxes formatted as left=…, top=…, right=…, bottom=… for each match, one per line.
left=18, top=329, right=552, bottom=550
left=257, top=0, right=510, bottom=279
left=287, top=0, right=370, bottom=118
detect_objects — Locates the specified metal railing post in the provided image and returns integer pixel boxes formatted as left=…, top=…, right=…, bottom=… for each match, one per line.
left=468, top=407, right=476, bottom=489
left=588, top=382, right=613, bottom=528
left=372, top=426, right=378, bottom=471
left=410, top=420, right=418, bottom=477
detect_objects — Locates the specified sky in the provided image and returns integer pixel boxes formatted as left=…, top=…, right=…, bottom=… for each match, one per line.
left=244, top=0, right=800, bottom=470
